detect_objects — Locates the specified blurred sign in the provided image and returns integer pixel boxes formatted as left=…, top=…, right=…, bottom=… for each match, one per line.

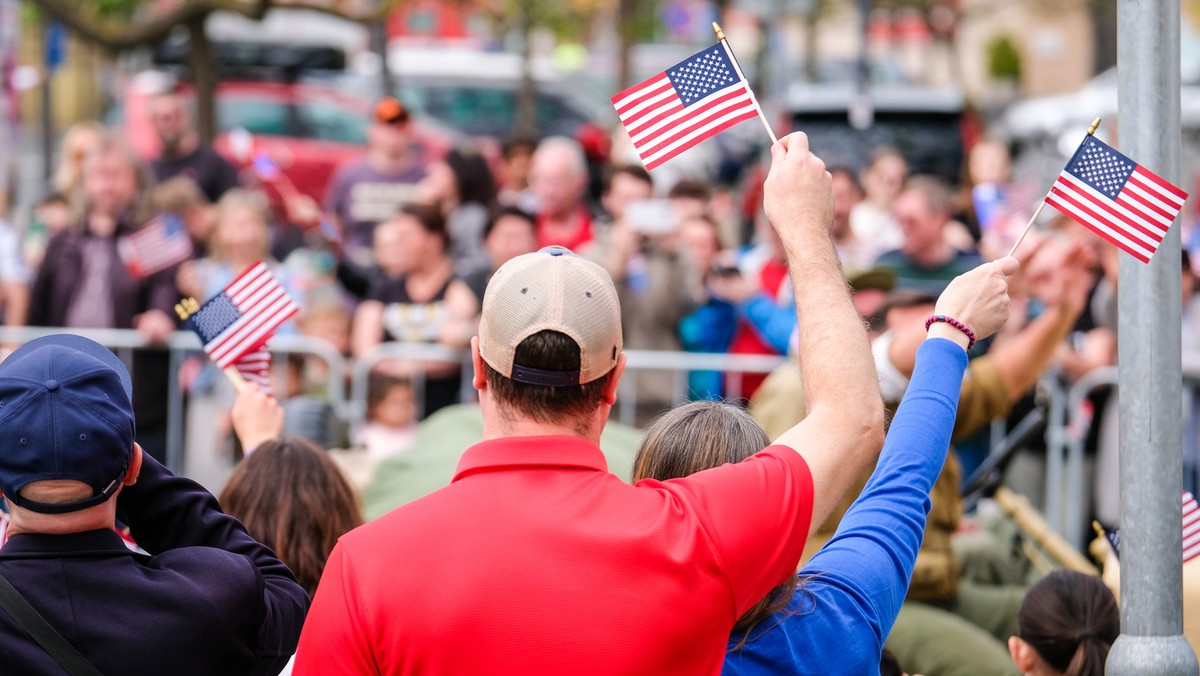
left=44, top=21, right=65, bottom=72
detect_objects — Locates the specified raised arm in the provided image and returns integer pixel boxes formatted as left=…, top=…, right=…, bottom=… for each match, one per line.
left=769, top=133, right=885, bottom=531
left=799, top=258, right=1017, bottom=661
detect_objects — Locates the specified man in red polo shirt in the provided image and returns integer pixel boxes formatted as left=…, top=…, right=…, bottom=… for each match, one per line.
left=295, top=133, right=885, bottom=675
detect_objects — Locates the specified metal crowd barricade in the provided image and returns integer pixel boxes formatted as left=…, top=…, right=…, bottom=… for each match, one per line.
left=0, top=328, right=349, bottom=474
left=1042, top=365, right=1200, bottom=549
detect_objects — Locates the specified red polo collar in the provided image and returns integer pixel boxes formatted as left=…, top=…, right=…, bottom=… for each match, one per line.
left=452, top=435, right=610, bottom=481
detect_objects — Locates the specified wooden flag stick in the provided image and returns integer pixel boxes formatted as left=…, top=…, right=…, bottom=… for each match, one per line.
left=1006, top=200, right=1047, bottom=258
left=223, top=366, right=250, bottom=392
left=713, top=22, right=778, bottom=145
left=1007, top=116, right=1103, bottom=258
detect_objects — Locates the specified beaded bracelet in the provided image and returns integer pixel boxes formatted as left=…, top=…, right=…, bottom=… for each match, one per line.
left=925, top=314, right=976, bottom=350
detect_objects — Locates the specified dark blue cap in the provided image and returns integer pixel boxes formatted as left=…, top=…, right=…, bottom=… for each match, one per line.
left=0, top=334, right=135, bottom=514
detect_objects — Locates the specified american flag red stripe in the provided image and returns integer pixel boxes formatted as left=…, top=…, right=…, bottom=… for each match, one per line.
left=613, top=43, right=760, bottom=171
left=208, top=262, right=299, bottom=368
left=1185, top=491, right=1200, bottom=563
left=234, top=347, right=272, bottom=394
left=1044, top=135, right=1188, bottom=264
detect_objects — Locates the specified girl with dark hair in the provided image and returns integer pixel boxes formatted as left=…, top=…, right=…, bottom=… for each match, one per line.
left=417, top=146, right=497, bottom=276
left=632, top=260, right=1016, bottom=673
left=1007, top=571, right=1118, bottom=676
left=220, top=436, right=363, bottom=597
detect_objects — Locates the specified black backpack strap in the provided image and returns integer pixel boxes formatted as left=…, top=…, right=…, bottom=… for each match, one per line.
left=0, top=571, right=104, bottom=676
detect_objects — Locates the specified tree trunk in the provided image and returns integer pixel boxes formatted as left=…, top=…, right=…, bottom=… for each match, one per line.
left=514, top=0, right=536, bottom=138
left=616, top=0, right=637, bottom=91
left=372, top=19, right=394, bottom=98
left=187, top=14, right=217, bottom=143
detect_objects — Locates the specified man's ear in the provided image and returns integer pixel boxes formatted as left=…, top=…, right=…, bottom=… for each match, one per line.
left=471, top=336, right=487, bottom=392
left=601, top=353, right=626, bottom=406
left=124, top=444, right=144, bottom=487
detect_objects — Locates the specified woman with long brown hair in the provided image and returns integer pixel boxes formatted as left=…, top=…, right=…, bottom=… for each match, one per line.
left=220, top=436, right=363, bottom=597
left=632, top=258, right=1017, bottom=673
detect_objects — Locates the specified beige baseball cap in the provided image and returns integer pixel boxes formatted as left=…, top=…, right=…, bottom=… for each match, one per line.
left=479, top=246, right=622, bottom=386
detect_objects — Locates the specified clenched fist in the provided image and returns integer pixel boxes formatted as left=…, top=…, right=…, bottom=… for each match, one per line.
left=933, top=256, right=1020, bottom=344
left=762, top=133, right=834, bottom=252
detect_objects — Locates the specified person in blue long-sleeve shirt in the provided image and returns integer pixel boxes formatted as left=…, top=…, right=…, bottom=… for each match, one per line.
left=634, top=257, right=1017, bottom=674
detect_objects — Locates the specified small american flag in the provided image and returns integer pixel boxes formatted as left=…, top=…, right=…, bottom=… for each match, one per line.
left=117, top=214, right=193, bottom=279
left=1045, top=135, right=1189, bottom=263
left=252, top=151, right=282, bottom=182
left=233, top=347, right=272, bottom=394
left=1185, top=491, right=1200, bottom=562
left=1105, top=491, right=1200, bottom=563
left=186, top=261, right=299, bottom=369
left=612, top=43, right=758, bottom=171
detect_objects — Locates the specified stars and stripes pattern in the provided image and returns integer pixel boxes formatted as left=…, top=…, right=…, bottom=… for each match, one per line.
left=612, top=43, right=758, bottom=171
left=1185, top=491, right=1200, bottom=563
left=1045, top=135, right=1189, bottom=263
left=233, top=347, right=272, bottom=395
left=117, top=214, right=193, bottom=279
left=186, top=261, right=298, bottom=369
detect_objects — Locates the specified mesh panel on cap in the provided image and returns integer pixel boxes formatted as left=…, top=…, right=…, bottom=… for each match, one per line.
left=479, top=250, right=622, bottom=383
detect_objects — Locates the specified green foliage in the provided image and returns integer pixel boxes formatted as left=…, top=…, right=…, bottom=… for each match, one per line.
left=92, top=0, right=143, bottom=19
left=985, top=33, right=1022, bottom=81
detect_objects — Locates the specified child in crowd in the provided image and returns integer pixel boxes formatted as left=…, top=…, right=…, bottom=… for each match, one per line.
left=356, top=372, right=418, bottom=461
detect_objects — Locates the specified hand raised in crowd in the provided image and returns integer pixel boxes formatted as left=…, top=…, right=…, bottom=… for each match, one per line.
left=1028, top=239, right=1095, bottom=318
left=931, top=256, right=1020, bottom=346
left=762, top=132, right=834, bottom=249
left=134, top=308, right=176, bottom=345
left=231, top=385, right=285, bottom=453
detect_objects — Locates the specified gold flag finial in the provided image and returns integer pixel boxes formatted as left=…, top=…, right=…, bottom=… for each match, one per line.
left=712, top=21, right=726, bottom=42
left=174, top=297, right=200, bottom=321
left=1088, top=117, right=1102, bottom=136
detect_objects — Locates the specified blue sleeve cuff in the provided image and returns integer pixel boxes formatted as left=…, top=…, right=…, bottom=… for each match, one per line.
left=909, top=337, right=969, bottom=394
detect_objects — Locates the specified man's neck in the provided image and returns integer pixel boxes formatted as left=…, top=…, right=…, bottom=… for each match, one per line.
left=481, top=412, right=602, bottom=447
left=367, top=148, right=409, bottom=175
left=162, top=134, right=199, bottom=161
left=907, top=242, right=956, bottom=269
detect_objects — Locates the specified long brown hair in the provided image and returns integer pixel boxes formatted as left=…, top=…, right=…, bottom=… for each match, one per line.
left=631, top=401, right=800, bottom=649
left=220, top=436, right=363, bottom=596
left=1017, top=570, right=1119, bottom=676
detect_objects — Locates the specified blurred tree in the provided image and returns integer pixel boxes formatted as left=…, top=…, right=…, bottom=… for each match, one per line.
left=485, top=0, right=614, bottom=137
left=25, top=0, right=400, bottom=141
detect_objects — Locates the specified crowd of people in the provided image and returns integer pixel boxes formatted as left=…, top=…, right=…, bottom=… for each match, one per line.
left=0, top=79, right=1181, bottom=674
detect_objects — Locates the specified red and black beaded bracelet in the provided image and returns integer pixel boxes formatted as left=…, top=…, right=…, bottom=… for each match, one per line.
left=924, top=314, right=976, bottom=350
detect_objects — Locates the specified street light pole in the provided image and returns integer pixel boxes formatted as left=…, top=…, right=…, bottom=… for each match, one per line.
left=1107, top=0, right=1199, bottom=673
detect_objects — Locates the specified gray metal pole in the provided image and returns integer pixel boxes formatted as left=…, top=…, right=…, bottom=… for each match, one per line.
left=1108, top=0, right=1199, bottom=672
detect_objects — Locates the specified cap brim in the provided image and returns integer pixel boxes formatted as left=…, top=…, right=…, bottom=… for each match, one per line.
left=1, top=334, right=133, bottom=401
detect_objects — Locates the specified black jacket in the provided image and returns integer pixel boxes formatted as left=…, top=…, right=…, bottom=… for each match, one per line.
left=0, top=454, right=309, bottom=675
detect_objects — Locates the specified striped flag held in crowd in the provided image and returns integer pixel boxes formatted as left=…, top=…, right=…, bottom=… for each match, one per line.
left=186, top=261, right=298, bottom=369
left=117, top=214, right=193, bottom=279
left=1099, top=491, right=1200, bottom=563
left=233, top=347, right=272, bottom=395
left=1184, top=491, right=1200, bottom=563
left=612, top=43, right=758, bottom=171
left=1044, top=134, right=1189, bottom=263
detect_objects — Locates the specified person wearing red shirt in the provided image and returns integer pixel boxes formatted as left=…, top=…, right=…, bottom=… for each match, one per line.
left=529, top=136, right=595, bottom=250
left=294, top=133, right=885, bottom=675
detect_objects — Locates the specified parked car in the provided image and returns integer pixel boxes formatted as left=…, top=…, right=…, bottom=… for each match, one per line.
left=121, top=74, right=461, bottom=201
